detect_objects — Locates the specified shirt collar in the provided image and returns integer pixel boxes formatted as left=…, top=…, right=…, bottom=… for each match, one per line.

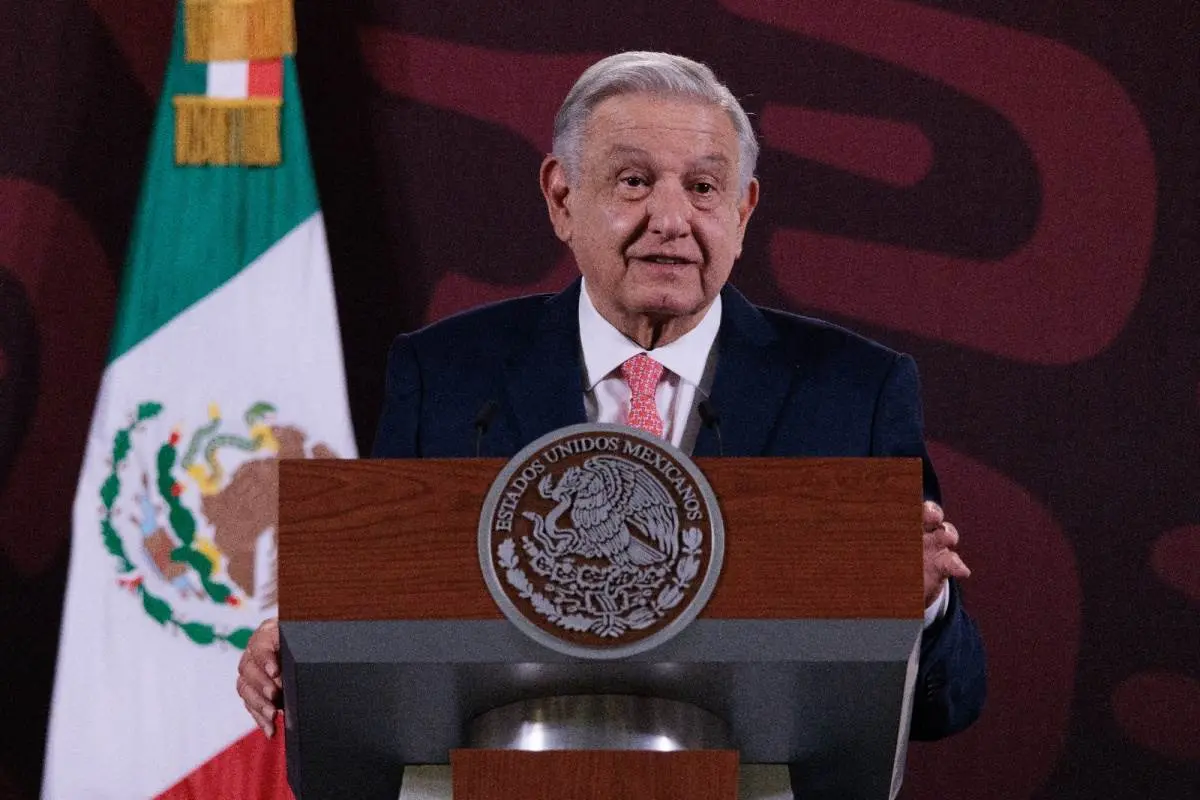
left=578, top=278, right=722, bottom=391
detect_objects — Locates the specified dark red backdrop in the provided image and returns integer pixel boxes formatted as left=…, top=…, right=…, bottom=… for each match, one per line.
left=1, top=1, right=1197, bottom=798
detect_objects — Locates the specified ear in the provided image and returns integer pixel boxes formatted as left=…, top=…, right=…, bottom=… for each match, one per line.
left=733, top=177, right=760, bottom=258
left=540, top=155, right=573, bottom=243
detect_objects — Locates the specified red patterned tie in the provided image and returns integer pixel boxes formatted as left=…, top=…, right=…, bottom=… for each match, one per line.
left=620, top=353, right=665, bottom=438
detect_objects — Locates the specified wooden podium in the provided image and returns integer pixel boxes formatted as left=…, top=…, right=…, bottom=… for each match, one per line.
left=278, top=457, right=923, bottom=800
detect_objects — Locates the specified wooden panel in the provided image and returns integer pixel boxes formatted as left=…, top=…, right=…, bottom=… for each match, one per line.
left=279, top=458, right=922, bottom=621
left=278, top=458, right=497, bottom=621
left=450, top=749, right=738, bottom=800
left=702, top=458, right=921, bottom=618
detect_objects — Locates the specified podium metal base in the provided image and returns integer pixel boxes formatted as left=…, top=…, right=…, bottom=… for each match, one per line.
left=466, top=694, right=733, bottom=751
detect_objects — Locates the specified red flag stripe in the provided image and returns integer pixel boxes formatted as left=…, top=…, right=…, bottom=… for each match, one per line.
left=155, top=717, right=293, bottom=800
left=249, top=60, right=284, bottom=99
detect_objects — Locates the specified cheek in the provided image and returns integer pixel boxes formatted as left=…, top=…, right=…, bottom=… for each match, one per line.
left=731, top=225, right=746, bottom=258
left=600, top=206, right=638, bottom=239
left=700, top=214, right=743, bottom=253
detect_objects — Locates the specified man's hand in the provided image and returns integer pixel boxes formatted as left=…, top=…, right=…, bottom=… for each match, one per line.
left=237, top=618, right=282, bottom=737
left=923, top=500, right=971, bottom=608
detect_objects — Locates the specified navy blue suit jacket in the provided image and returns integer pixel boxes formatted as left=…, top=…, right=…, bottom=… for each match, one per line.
left=372, top=279, right=985, bottom=740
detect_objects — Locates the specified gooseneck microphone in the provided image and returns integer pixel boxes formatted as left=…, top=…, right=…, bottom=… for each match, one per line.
left=472, top=400, right=498, bottom=457
left=697, top=399, right=724, bottom=457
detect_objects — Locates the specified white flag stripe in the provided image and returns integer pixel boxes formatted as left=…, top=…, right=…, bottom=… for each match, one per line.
left=206, top=61, right=250, bottom=99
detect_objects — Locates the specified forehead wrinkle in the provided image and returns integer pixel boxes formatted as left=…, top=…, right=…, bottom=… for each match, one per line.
left=601, top=144, right=734, bottom=175
left=603, top=144, right=651, bottom=161
left=690, top=153, right=733, bottom=175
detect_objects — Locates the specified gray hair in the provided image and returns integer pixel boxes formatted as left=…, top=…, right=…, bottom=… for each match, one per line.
left=552, top=51, right=758, bottom=195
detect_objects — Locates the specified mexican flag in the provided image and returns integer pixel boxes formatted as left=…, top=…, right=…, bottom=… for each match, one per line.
left=42, top=1, right=356, bottom=797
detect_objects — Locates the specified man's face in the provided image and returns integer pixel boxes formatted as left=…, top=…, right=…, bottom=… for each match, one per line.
left=542, top=93, right=758, bottom=340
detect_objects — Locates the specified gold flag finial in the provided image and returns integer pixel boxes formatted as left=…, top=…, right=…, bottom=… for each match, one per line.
left=174, top=97, right=282, bottom=166
left=184, top=0, right=296, bottom=62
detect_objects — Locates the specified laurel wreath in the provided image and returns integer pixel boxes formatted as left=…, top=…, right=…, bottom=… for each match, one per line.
left=99, top=402, right=254, bottom=650
left=497, top=527, right=704, bottom=639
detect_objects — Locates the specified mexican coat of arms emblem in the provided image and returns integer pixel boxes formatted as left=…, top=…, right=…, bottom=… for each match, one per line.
left=479, top=424, right=725, bottom=658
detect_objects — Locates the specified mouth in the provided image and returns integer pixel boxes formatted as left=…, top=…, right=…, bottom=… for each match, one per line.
left=630, top=255, right=697, bottom=268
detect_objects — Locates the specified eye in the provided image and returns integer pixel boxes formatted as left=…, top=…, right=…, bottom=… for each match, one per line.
left=621, top=175, right=648, bottom=188
left=692, top=182, right=715, bottom=195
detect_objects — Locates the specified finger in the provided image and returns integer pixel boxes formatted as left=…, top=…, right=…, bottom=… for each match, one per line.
left=257, top=662, right=282, bottom=689
left=250, top=623, right=281, bottom=675
left=243, top=624, right=282, bottom=690
left=243, top=694, right=269, bottom=729
left=931, top=549, right=971, bottom=580
left=236, top=675, right=252, bottom=706
left=239, top=678, right=278, bottom=736
left=256, top=658, right=282, bottom=689
left=260, top=678, right=281, bottom=706
left=925, top=523, right=959, bottom=550
left=238, top=674, right=279, bottom=714
left=240, top=659, right=279, bottom=706
left=244, top=698, right=276, bottom=738
left=922, top=501, right=944, bottom=530
left=258, top=706, right=277, bottom=739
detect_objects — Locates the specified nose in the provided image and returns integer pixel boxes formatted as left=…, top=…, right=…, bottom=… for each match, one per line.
left=646, top=181, right=692, bottom=240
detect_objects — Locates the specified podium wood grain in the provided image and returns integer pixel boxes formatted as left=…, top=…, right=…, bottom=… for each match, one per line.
left=450, top=749, right=739, bottom=800
left=279, top=458, right=922, bottom=621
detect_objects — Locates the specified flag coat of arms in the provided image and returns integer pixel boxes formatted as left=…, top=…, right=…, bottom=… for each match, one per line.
left=42, top=1, right=356, bottom=796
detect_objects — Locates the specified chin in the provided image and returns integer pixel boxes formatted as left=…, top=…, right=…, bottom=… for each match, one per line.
left=630, top=291, right=706, bottom=320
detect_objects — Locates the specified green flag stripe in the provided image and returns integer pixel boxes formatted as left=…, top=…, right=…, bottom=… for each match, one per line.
left=171, top=29, right=205, bottom=95
left=108, top=1, right=319, bottom=362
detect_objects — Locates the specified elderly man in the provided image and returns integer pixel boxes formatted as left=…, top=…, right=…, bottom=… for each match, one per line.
left=238, top=51, right=984, bottom=750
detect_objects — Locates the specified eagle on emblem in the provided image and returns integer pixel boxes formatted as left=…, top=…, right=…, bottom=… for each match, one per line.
left=531, top=455, right=680, bottom=567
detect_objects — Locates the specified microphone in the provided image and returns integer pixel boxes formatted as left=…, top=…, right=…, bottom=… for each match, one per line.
left=698, top=399, right=724, bottom=457
left=472, top=400, right=498, bottom=457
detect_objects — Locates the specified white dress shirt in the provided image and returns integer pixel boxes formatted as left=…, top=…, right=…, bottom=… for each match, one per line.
left=575, top=279, right=948, bottom=627
left=578, top=279, right=720, bottom=453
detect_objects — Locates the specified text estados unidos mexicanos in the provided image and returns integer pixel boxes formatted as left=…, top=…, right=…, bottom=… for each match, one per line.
left=492, top=436, right=704, bottom=532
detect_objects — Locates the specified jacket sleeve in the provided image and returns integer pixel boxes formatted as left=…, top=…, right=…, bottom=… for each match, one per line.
left=873, top=354, right=987, bottom=739
left=371, top=334, right=421, bottom=458
left=911, top=579, right=987, bottom=739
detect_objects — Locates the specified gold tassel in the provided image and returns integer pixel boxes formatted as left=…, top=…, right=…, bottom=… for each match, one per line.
left=174, top=97, right=282, bottom=166
left=184, top=0, right=296, bottom=62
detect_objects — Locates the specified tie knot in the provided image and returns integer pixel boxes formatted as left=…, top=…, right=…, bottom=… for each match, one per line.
left=619, top=354, right=665, bottom=438
left=620, top=353, right=664, bottom=395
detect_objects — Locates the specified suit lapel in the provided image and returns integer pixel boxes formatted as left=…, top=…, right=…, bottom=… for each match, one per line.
left=502, top=279, right=589, bottom=446
left=499, top=280, right=794, bottom=455
left=693, top=285, right=796, bottom=457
